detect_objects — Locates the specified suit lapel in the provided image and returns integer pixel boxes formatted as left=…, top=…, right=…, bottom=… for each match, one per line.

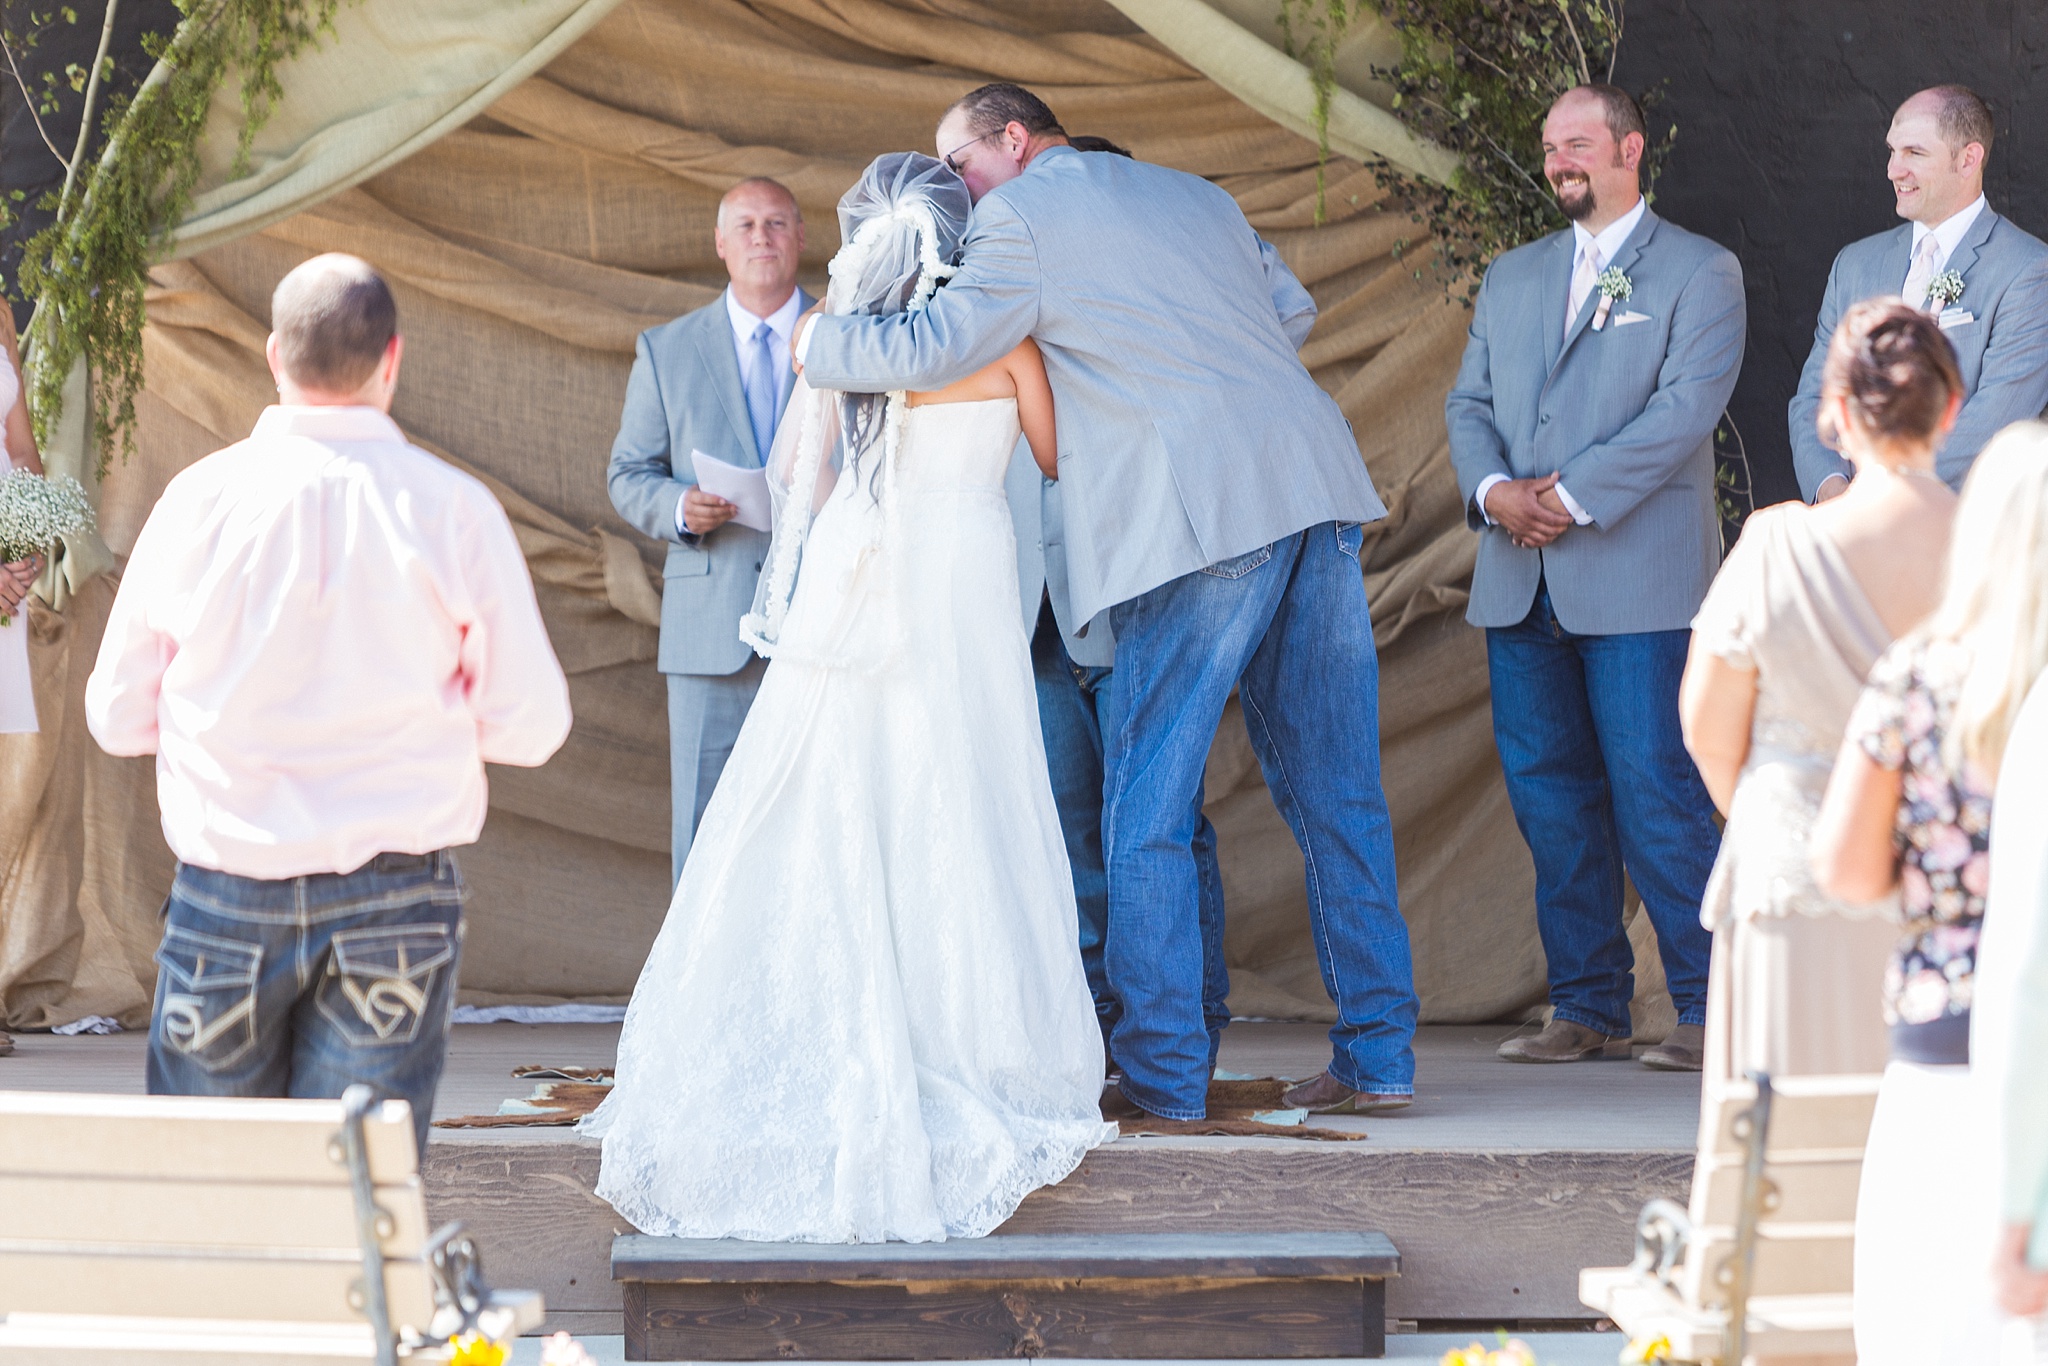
left=1876, top=222, right=1914, bottom=298
left=1943, top=207, right=1998, bottom=294
left=696, top=289, right=758, bottom=467
left=1541, top=232, right=1573, bottom=374
left=1550, top=209, right=1659, bottom=376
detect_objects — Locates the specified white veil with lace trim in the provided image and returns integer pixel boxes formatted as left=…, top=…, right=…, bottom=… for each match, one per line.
left=738, top=153, right=971, bottom=666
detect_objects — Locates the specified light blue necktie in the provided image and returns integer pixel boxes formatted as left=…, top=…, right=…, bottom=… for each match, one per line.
left=744, top=320, right=782, bottom=462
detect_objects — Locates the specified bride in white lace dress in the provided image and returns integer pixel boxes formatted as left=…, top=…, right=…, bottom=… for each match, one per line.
left=582, top=154, right=1115, bottom=1243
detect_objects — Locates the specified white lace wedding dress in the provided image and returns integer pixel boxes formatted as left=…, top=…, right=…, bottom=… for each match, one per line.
left=583, top=396, right=1115, bottom=1243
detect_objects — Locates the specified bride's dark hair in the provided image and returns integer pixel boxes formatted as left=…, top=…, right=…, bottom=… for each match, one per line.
left=828, top=152, right=973, bottom=500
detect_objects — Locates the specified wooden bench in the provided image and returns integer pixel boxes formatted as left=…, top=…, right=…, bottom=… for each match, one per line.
left=1581, top=1072, right=1878, bottom=1365
left=614, top=1228, right=1401, bottom=1359
left=0, top=1084, right=542, bottom=1364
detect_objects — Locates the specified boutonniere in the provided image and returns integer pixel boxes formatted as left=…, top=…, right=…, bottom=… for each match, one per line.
left=1590, top=267, right=1634, bottom=331
left=1925, top=269, right=1965, bottom=312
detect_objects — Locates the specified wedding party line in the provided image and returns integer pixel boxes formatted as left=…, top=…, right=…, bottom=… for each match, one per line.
left=6, top=69, right=2048, bottom=1362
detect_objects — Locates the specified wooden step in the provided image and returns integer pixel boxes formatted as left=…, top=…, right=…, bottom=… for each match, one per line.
left=612, top=1229, right=1400, bottom=1360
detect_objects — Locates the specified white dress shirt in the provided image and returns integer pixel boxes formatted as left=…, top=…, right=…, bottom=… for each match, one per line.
left=1907, top=193, right=1988, bottom=296
left=676, top=288, right=805, bottom=537
left=1476, top=198, right=1648, bottom=531
left=86, top=406, right=572, bottom=879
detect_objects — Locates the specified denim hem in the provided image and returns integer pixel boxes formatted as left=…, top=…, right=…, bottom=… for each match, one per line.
left=1325, top=1060, right=1414, bottom=1097
left=1117, top=1079, right=1206, bottom=1123
left=1549, top=1005, right=1630, bottom=1039
left=1676, top=1009, right=1708, bottom=1028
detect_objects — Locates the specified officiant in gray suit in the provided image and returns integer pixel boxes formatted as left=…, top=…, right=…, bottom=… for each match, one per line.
left=608, top=177, right=814, bottom=885
left=1791, top=85, right=2048, bottom=499
left=1446, top=85, right=1745, bottom=1074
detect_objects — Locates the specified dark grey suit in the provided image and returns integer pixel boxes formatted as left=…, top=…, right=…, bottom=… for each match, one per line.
left=1789, top=207, right=2048, bottom=498
left=608, top=287, right=812, bottom=882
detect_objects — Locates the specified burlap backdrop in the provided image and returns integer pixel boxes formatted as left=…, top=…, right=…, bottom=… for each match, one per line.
left=3, top=0, right=1652, bottom=1032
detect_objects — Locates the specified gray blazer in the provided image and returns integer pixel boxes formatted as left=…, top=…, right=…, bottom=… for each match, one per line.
left=803, top=145, right=1385, bottom=629
left=608, top=287, right=813, bottom=676
left=1005, top=440, right=1115, bottom=667
left=1446, top=208, right=1746, bottom=635
left=1789, top=208, right=2048, bottom=497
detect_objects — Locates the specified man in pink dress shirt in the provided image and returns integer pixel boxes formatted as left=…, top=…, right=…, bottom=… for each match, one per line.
left=85, top=254, right=571, bottom=1152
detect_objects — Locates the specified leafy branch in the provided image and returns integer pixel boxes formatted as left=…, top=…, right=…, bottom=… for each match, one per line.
left=9, top=0, right=344, bottom=472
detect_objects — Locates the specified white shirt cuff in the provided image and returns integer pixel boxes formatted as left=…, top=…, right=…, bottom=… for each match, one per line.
left=795, top=314, right=818, bottom=365
left=1474, top=473, right=1510, bottom=525
left=675, top=488, right=690, bottom=537
left=1554, top=481, right=1594, bottom=526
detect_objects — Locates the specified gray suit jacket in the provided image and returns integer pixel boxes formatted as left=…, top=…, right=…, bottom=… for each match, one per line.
left=803, top=145, right=1385, bottom=628
left=1446, top=208, right=1746, bottom=635
left=607, top=287, right=813, bottom=676
left=1005, top=440, right=1115, bottom=667
left=1789, top=208, right=2048, bottom=497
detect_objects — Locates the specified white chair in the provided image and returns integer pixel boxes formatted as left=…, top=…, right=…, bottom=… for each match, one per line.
left=1581, top=1072, right=1878, bottom=1365
left=0, top=1084, right=541, bottom=1364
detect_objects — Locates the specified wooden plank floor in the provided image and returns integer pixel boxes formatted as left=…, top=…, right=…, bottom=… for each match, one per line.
left=0, top=1022, right=1698, bottom=1336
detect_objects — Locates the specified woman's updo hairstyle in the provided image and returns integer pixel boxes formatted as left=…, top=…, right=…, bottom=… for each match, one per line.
left=1818, top=297, right=1963, bottom=453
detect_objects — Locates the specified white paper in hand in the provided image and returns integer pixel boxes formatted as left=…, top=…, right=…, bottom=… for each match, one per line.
left=690, top=450, right=773, bottom=533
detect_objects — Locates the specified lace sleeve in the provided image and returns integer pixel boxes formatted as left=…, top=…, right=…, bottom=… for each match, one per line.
left=1690, top=511, right=1770, bottom=671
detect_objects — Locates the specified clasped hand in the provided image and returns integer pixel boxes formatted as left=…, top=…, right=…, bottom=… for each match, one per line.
left=1484, top=473, right=1573, bottom=550
left=0, top=553, right=44, bottom=615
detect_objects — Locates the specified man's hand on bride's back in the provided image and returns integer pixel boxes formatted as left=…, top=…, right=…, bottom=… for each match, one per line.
left=790, top=301, right=826, bottom=375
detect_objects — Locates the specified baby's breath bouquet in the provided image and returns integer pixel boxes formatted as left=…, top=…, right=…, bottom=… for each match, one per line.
left=0, top=469, right=94, bottom=624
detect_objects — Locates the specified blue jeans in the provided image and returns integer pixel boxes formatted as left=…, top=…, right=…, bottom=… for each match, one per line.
left=1030, top=601, right=1230, bottom=1067
left=146, top=851, right=469, bottom=1155
left=1102, top=523, right=1416, bottom=1118
left=1485, top=586, right=1716, bottom=1037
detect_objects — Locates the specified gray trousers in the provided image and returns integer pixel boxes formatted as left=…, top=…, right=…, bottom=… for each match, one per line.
left=666, top=659, right=768, bottom=886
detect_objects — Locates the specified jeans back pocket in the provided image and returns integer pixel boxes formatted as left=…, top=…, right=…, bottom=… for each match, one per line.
left=1200, top=543, right=1274, bottom=580
left=317, top=924, right=456, bottom=1047
left=154, top=927, right=263, bottom=1073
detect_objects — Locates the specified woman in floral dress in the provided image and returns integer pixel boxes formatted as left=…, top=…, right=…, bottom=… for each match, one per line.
left=1814, top=422, right=2048, bottom=1365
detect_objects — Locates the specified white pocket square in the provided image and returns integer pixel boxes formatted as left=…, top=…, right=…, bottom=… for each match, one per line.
left=1938, top=308, right=1976, bottom=330
left=1611, top=310, right=1653, bottom=328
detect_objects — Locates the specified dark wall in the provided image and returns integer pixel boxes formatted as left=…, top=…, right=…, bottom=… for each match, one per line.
left=1616, top=2, right=2048, bottom=506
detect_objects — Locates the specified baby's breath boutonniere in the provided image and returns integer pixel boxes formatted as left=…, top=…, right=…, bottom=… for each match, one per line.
left=1925, top=269, right=1965, bottom=312
left=1590, top=266, right=1633, bottom=331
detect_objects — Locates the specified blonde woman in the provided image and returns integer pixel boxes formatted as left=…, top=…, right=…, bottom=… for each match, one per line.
left=1813, top=423, right=2048, bottom=1364
left=1680, top=298, right=1959, bottom=1081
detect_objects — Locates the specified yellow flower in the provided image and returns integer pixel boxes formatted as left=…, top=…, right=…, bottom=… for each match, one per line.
left=1440, top=1347, right=1489, bottom=1366
left=447, top=1333, right=509, bottom=1366
left=1621, top=1333, right=1672, bottom=1364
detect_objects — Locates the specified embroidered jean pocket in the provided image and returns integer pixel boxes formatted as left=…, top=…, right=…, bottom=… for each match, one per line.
left=1335, top=521, right=1364, bottom=561
left=317, top=924, right=455, bottom=1047
left=1200, top=544, right=1274, bottom=580
left=154, top=927, right=263, bottom=1073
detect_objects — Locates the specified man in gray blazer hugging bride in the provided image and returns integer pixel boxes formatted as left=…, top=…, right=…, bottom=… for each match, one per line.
left=1447, top=84, right=1745, bottom=1074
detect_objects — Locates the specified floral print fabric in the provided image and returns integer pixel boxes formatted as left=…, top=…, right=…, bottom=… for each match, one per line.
left=1847, top=637, right=1991, bottom=1027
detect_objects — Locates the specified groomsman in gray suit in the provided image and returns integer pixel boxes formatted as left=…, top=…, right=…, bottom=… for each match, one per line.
left=1790, top=85, right=2048, bottom=499
left=802, top=83, right=1416, bottom=1122
left=1447, top=85, right=1745, bottom=1073
left=608, top=178, right=814, bottom=885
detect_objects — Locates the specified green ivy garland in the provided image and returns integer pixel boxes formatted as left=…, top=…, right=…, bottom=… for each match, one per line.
left=17, top=0, right=341, bottom=471
left=1277, top=0, right=1671, bottom=293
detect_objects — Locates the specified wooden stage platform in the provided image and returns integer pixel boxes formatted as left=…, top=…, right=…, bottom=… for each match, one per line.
left=2, top=1020, right=1697, bottom=1340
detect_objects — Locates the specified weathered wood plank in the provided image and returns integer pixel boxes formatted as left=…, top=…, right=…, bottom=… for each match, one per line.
left=423, top=1134, right=1691, bottom=1322
left=613, top=1231, right=1399, bottom=1283
left=625, top=1276, right=1379, bottom=1360
left=0, top=1251, right=437, bottom=1326
left=0, top=1175, right=429, bottom=1255
left=0, top=1091, right=417, bottom=1183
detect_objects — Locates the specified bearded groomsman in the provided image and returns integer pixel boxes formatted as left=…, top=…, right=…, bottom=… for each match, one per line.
left=1447, top=85, right=1745, bottom=1073
left=609, top=178, right=814, bottom=885
left=1791, top=86, right=2048, bottom=499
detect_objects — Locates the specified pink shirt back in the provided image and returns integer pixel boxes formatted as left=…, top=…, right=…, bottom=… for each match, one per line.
left=85, top=406, right=572, bottom=879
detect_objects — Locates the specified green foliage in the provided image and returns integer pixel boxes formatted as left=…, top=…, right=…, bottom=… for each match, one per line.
left=13, top=0, right=342, bottom=471
left=1276, top=0, right=1673, bottom=299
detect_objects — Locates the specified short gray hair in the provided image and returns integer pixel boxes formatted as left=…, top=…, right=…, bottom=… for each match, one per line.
left=270, top=254, right=398, bottom=393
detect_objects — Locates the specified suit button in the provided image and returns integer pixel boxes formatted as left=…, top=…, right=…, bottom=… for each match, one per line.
left=1540, top=414, right=1552, bottom=424
left=753, top=562, right=762, bottom=571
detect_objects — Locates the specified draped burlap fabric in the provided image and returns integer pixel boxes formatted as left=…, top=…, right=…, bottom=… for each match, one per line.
left=1, top=0, right=1587, bottom=1030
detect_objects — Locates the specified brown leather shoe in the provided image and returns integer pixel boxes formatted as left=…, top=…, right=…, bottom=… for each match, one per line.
left=1496, top=1019, right=1632, bottom=1063
left=0, top=1031, right=12, bottom=1057
left=1280, top=1071, right=1413, bottom=1114
left=1639, top=1022, right=1704, bottom=1072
